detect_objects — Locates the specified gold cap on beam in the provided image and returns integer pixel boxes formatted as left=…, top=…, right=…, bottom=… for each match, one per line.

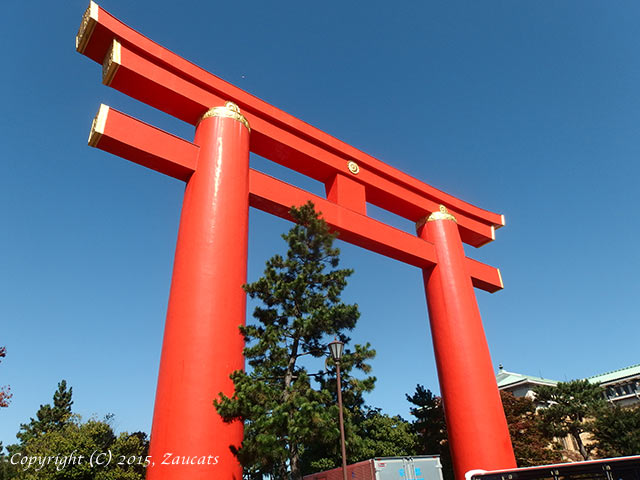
left=497, top=268, right=504, bottom=290
left=76, top=1, right=99, bottom=54
left=88, top=104, right=109, bottom=147
left=102, top=39, right=121, bottom=86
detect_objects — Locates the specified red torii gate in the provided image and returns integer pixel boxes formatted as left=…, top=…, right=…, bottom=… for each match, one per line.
left=76, top=3, right=517, bottom=479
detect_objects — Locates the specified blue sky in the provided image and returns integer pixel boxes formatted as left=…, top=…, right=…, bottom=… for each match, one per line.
left=2, top=0, right=639, bottom=445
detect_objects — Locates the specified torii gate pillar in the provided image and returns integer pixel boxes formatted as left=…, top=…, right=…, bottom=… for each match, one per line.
left=147, top=104, right=250, bottom=480
left=418, top=207, right=515, bottom=480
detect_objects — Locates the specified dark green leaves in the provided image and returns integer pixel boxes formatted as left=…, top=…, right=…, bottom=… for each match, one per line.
left=534, top=380, right=607, bottom=460
left=215, top=203, right=375, bottom=479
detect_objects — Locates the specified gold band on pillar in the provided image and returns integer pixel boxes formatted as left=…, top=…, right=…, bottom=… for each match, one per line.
left=416, top=205, right=457, bottom=230
left=428, top=205, right=457, bottom=223
left=199, top=102, right=250, bottom=132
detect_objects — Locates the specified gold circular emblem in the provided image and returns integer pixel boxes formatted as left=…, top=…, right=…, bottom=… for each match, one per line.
left=347, top=161, right=360, bottom=175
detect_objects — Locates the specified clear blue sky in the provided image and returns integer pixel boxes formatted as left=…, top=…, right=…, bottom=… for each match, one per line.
left=2, top=0, right=639, bottom=446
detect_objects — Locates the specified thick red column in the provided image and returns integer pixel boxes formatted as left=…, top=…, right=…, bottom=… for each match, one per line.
left=147, top=102, right=250, bottom=480
left=418, top=206, right=516, bottom=480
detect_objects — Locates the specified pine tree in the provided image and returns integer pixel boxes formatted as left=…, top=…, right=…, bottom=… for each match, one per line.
left=215, top=202, right=376, bottom=480
left=16, top=380, right=73, bottom=444
left=592, top=405, right=640, bottom=457
left=299, top=345, right=376, bottom=474
left=7, top=381, right=148, bottom=480
left=406, top=385, right=453, bottom=480
left=534, top=380, right=607, bottom=461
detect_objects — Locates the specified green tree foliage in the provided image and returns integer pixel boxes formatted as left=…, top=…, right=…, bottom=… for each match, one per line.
left=534, top=380, right=607, bottom=460
left=499, top=391, right=561, bottom=466
left=299, top=344, right=377, bottom=475
left=353, top=408, right=418, bottom=460
left=407, top=386, right=564, bottom=478
left=0, top=346, right=11, bottom=478
left=592, top=406, right=640, bottom=458
left=17, top=380, right=73, bottom=444
left=0, top=346, right=11, bottom=408
left=215, top=202, right=376, bottom=480
left=5, top=381, right=148, bottom=480
left=406, top=385, right=453, bottom=480
left=0, top=450, right=18, bottom=480
left=300, top=407, right=417, bottom=475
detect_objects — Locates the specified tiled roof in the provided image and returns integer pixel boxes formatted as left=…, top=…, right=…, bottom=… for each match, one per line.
left=496, top=368, right=557, bottom=389
left=495, top=364, right=640, bottom=389
left=587, top=363, right=640, bottom=384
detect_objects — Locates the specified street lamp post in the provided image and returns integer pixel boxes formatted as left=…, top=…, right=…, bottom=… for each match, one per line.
left=329, top=339, right=348, bottom=480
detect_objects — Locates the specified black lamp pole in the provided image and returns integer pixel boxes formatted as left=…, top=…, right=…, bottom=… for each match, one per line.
left=329, top=339, right=348, bottom=480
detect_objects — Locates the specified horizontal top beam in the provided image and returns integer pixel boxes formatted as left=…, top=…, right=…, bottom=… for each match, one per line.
left=87, top=104, right=504, bottom=293
left=76, top=2, right=505, bottom=247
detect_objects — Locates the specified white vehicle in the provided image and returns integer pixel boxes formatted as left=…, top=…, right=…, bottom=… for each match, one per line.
left=304, top=455, right=444, bottom=480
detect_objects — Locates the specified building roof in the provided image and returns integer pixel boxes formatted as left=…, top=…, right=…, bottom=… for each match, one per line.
left=587, top=363, right=640, bottom=385
left=495, top=363, right=640, bottom=391
left=496, top=366, right=558, bottom=390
